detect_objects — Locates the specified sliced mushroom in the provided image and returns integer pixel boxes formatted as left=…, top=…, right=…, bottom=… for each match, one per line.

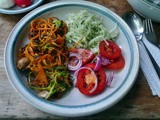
left=17, top=57, right=30, bottom=69
left=38, top=90, right=49, bottom=98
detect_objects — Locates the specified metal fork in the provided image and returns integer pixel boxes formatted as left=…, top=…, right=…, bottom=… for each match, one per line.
left=143, top=19, right=159, bottom=47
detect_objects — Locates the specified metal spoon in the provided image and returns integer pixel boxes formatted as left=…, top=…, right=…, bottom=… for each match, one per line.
left=122, top=11, right=160, bottom=78
left=122, top=11, right=144, bottom=41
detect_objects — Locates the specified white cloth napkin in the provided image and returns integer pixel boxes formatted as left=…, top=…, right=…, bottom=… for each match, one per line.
left=143, top=36, right=160, bottom=68
left=139, top=36, right=160, bottom=96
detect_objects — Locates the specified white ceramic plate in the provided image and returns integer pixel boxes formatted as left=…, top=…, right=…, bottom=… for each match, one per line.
left=4, top=1, right=139, bottom=117
left=0, top=0, right=44, bottom=14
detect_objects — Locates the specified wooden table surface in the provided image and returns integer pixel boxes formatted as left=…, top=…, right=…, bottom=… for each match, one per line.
left=1, top=0, right=160, bottom=119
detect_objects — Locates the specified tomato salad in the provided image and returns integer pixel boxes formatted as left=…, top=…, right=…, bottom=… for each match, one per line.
left=68, top=39, right=125, bottom=96
left=65, top=10, right=125, bottom=96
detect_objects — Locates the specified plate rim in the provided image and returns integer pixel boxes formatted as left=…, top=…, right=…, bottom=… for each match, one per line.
left=0, top=0, right=44, bottom=14
left=141, top=0, right=160, bottom=10
left=4, top=1, right=140, bottom=117
left=127, top=0, right=160, bottom=23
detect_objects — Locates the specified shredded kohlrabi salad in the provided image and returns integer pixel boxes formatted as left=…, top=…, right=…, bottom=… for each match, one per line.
left=65, top=10, right=119, bottom=54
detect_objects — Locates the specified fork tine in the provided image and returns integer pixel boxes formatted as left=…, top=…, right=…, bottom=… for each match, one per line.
left=143, top=19, right=147, bottom=33
left=144, top=19, right=154, bottom=33
left=147, top=19, right=151, bottom=33
left=144, top=19, right=149, bottom=33
left=149, top=19, right=154, bottom=32
left=144, top=18, right=158, bottom=46
left=147, top=19, right=152, bottom=33
left=147, top=19, right=153, bottom=33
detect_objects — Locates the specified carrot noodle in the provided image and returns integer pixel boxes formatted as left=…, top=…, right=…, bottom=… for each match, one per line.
left=17, top=17, right=72, bottom=99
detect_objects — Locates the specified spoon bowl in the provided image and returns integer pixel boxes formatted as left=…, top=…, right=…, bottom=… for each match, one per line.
left=122, top=11, right=144, bottom=41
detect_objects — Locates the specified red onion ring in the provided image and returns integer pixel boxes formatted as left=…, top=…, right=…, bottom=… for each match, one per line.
left=100, top=55, right=110, bottom=65
left=68, top=52, right=82, bottom=71
left=93, top=56, right=101, bottom=71
left=92, top=54, right=110, bottom=71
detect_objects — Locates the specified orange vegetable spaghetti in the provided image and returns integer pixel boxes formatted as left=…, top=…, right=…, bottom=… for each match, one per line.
left=17, top=17, right=72, bottom=99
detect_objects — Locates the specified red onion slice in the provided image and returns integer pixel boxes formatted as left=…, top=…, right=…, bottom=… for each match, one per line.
left=99, top=55, right=110, bottom=65
left=93, top=56, right=101, bottom=71
left=107, top=71, right=114, bottom=86
left=68, top=52, right=82, bottom=71
left=92, top=54, right=110, bottom=71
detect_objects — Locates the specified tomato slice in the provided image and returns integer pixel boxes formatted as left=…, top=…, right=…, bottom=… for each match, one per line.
left=70, top=48, right=95, bottom=65
left=99, top=40, right=121, bottom=60
left=105, top=55, right=125, bottom=70
left=76, top=63, right=107, bottom=95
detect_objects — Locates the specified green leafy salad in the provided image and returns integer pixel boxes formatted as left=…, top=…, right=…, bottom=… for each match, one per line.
left=65, top=10, right=119, bottom=53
